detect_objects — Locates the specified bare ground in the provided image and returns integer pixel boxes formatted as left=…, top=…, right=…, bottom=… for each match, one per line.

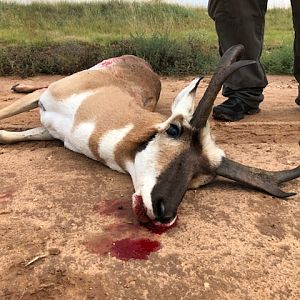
left=0, top=75, right=299, bottom=300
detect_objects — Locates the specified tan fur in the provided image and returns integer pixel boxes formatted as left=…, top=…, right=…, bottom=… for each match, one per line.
left=0, top=55, right=171, bottom=171
left=72, top=85, right=165, bottom=166
left=157, top=138, right=187, bottom=171
left=189, top=174, right=216, bottom=189
left=0, top=56, right=163, bottom=169
left=155, top=129, right=192, bottom=175
left=114, top=110, right=165, bottom=170
left=48, top=55, right=161, bottom=111
left=49, top=55, right=163, bottom=166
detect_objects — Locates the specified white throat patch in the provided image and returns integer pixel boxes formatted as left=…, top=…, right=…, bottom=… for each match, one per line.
left=201, top=123, right=225, bottom=167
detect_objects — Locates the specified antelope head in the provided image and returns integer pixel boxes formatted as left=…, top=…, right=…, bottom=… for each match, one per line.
left=131, top=45, right=300, bottom=227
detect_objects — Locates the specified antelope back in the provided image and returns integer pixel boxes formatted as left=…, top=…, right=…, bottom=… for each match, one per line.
left=39, top=55, right=164, bottom=173
left=48, top=55, right=161, bottom=111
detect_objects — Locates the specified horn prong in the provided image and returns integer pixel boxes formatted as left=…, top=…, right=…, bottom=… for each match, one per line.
left=190, top=44, right=256, bottom=129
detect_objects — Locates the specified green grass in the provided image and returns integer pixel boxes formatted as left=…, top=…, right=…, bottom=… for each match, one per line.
left=0, top=1, right=213, bottom=44
left=0, top=1, right=295, bottom=76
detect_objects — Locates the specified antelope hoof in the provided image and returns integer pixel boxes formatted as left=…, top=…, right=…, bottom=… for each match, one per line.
left=11, top=83, right=35, bottom=94
left=11, top=83, right=22, bottom=93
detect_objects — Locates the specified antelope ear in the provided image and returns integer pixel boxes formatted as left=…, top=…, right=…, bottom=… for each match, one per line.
left=171, top=76, right=203, bottom=119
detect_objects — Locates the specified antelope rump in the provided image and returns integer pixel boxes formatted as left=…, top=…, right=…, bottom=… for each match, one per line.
left=0, top=45, right=299, bottom=228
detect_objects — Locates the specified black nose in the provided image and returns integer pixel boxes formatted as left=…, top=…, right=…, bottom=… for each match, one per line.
left=156, top=215, right=174, bottom=224
left=155, top=198, right=174, bottom=224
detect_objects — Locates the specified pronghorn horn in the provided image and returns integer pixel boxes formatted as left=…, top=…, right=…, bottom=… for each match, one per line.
left=190, top=44, right=256, bottom=129
left=216, top=157, right=300, bottom=198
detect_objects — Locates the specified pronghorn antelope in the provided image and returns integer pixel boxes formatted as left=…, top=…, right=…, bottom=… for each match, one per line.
left=0, top=45, right=299, bottom=228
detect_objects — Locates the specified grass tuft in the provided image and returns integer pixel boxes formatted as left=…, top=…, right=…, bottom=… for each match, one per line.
left=262, top=45, right=293, bottom=75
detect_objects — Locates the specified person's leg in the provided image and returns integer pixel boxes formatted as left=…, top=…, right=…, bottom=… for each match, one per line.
left=208, top=0, right=268, bottom=120
left=291, top=0, right=300, bottom=105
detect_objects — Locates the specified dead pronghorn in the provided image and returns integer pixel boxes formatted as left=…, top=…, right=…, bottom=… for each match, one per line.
left=0, top=45, right=299, bottom=228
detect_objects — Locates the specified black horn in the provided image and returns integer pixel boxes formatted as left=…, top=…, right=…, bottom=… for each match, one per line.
left=216, top=157, right=300, bottom=198
left=190, top=44, right=256, bottom=129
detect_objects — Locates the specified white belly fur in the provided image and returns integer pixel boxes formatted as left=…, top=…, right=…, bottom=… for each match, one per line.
left=39, top=89, right=96, bottom=159
left=39, top=89, right=134, bottom=172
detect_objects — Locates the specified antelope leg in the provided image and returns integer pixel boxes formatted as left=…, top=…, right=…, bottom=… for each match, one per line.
left=0, top=127, right=54, bottom=144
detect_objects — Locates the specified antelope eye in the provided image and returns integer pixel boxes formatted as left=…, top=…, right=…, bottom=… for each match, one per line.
left=166, top=124, right=181, bottom=138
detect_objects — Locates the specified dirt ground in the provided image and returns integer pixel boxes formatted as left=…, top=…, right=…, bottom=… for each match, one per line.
left=0, top=74, right=299, bottom=300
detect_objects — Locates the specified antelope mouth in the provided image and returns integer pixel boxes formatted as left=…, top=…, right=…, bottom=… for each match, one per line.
left=132, top=194, right=151, bottom=224
left=132, top=194, right=177, bottom=228
left=153, top=216, right=177, bottom=228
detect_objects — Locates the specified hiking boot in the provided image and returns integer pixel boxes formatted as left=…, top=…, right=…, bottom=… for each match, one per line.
left=213, top=97, right=260, bottom=121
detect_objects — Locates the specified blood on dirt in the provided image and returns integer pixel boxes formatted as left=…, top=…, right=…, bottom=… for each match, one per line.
left=86, top=199, right=177, bottom=261
left=85, top=222, right=163, bottom=261
left=110, top=238, right=161, bottom=261
left=93, top=199, right=133, bottom=219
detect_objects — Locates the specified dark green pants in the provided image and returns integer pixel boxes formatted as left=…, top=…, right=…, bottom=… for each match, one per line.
left=208, top=0, right=300, bottom=108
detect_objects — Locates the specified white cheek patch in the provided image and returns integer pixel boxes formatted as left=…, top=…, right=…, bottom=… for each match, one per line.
left=201, top=123, right=225, bottom=167
left=98, top=124, right=134, bottom=173
left=133, top=140, right=160, bottom=219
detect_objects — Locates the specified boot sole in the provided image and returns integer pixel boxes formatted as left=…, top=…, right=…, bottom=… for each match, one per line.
left=213, top=108, right=260, bottom=122
left=247, top=108, right=260, bottom=115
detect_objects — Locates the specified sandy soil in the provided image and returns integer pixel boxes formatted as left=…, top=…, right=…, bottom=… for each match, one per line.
left=0, top=75, right=299, bottom=300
